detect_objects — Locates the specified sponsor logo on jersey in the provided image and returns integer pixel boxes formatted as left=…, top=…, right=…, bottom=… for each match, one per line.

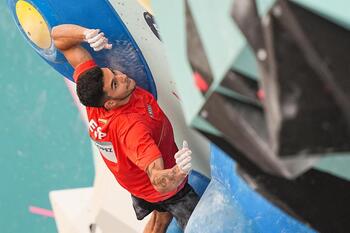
left=147, top=104, right=154, bottom=118
left=94, top=141, right=118, bottom=163
left=89, top=119, right=107, bottom=140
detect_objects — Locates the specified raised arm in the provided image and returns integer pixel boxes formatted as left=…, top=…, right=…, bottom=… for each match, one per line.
left=51, top=24, right=112, bottom=68
left=146, top=141, right=192, bottom=193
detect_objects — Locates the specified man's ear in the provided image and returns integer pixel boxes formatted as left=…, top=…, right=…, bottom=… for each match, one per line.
left=104, top=99, right=117, bottom=110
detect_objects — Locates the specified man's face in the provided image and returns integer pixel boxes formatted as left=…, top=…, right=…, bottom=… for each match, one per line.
left=101, top=67, right=136, bottom=104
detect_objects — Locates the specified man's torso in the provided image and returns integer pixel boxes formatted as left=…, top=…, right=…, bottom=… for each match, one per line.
left=86, top=87, right=183, bottom=202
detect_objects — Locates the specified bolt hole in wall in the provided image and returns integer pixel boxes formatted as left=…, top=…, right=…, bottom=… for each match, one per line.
left=0, top=1, right=94, bottom=233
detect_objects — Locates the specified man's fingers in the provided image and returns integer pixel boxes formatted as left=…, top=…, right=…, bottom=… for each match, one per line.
left=174, top=148, right=189, bottom=159
left=176, top=151, right=192, bottom=165
left=175, top=150, right=191, bottom=162
left=93, top=44, right=104, bottom=51
left=175, top=146, right=192, bottom=174
left=85, top=29, right=100, bottom=40
left=181, top=163, right=192, bottom=174
left=91, top=37, right=107, bottom=49
left=182, top=140, right=188, bottom=149
left=174, top=141, right=192, bottom=174
left=178, top=155, right=191, bottom=167
left=175, top=155, right=185, bottom=164
left=87, top=32, right=104, bottom=44
left=84, top=29, right=112, bottom=51
left=104, top=43, right=113, bottom=49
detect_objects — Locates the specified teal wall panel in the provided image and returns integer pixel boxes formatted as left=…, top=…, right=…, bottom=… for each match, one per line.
left=0, top=2, right=94, bottom=232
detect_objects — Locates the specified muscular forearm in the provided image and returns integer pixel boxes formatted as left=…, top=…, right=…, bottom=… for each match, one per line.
left=51, top=24, right=87, bottom=50
left=148, top=165, right=187, bottom=194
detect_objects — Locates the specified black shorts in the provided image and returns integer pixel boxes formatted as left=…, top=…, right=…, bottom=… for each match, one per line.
left=131, top=183, right=199, bottom=230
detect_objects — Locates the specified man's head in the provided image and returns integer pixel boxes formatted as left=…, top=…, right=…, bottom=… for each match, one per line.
left=76, top=66, right=136, bottom=109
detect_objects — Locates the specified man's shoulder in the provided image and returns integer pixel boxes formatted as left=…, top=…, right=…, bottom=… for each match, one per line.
left=116, top=112, right=145, bottom=125
left=134, top=87, right=155, bottom=100
left=110, top=114, right=149, bottom=140
left=111, top=112, right=145, bottom=129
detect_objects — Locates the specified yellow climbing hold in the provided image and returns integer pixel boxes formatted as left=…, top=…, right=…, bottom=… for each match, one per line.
left=16, top=0, right=51, bottom=49
left=137, top=0, right=154, bottom=15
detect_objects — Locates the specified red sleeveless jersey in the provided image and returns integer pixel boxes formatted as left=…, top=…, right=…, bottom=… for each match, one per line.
left=86, top=87, right=185, bottom=202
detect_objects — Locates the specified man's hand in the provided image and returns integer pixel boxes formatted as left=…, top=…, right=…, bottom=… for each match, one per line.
left=174, top=141, right=192, bottom=174
left=84, top=29, right=113, bottom=51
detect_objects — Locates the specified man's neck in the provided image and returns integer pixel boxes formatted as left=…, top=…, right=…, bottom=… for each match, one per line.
left=106, top=89, right=135, bottom=110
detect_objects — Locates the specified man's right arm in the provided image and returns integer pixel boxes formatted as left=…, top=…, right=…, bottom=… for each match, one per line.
left=51, top=24, right=111, bottom=68
left=146, top=141, right=192, bottom=193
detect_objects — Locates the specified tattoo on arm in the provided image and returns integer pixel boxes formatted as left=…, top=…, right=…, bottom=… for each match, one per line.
left=147, top=160, right=185, bottom=193
left=153, top=168, right=176, bottom=189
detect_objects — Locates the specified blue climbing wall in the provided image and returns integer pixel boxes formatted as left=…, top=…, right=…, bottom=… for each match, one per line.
left=185, top=145, right=317, bottom=233
left=166, top=170, right=210, bottom=233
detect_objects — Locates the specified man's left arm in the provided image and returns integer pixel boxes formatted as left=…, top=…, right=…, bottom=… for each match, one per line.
left=51, top=24, right=112, bottom=68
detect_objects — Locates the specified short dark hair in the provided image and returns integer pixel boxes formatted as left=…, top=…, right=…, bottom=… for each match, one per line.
left=76, top=67, right=106, bottom=107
